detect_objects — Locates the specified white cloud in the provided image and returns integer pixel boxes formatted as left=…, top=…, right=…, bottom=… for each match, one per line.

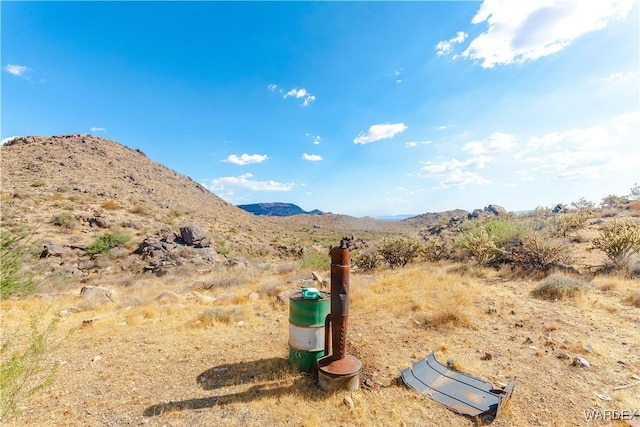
left=284, top=88, right=316, bottom=106
left=90, top=127, right=106, bottom=132
left=459, top=0, right=636, bottom=68
left=3, top=64, right=30, bottom=77
left=436, top=31, right=468, bottom=56
left=598, top=70, right=640, bottom=81
left=207, top=173, right=294, bottom=192
left=462, top=132, right=517, bottom=155
left=436, top=125, right=453, bottom=130
left=390, top=68, right=405, bottom=83
left=519, top=111, right=640, bottom=178
left=267, top=83, right=278, bottom=92
left=302, top=153, right=323, bottom=161
left=404, top=140, right=432, bottom=148
left=419, top=156, right=493, bottom=188
left=222, top=153, right=269, bottom=166
left=353, top=123, right=408, bottom=144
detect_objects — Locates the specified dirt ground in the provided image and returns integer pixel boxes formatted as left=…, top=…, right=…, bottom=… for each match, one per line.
left=1, top=263, right=638, bottom=427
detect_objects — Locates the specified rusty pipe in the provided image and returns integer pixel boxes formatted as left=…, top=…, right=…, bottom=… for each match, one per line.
left=329, top=244, right=350, bottom=360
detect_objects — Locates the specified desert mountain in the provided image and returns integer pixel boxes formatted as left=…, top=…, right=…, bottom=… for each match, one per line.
left=237, top=202, right=323, bottom=217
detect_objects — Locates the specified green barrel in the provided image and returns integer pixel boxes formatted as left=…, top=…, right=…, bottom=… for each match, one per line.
left=288, top=290, right=330, bottom=372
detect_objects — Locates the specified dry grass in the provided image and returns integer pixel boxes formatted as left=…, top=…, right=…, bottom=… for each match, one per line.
left=1, top=261, right=640, bottom=427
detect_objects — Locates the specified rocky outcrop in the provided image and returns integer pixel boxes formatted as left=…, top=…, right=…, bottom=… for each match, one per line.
left=485, top=204, right=507, bottom=216
left=137, top=226, right=219, bottom=276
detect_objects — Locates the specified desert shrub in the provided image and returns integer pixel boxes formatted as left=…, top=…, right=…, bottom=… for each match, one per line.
left=590, top=218, right=640, bottom=270
left=480, top=216, right=530, bottom=248
left=30, top=181, right=45, bottom=188
left=168, top=208, right=183, bottom=218
left=600, top=194, right=628, bottom=208
left=630, top=183, right=640, bottom=201
left=67, top=195, right=80, bottom=202
left=378, top=236, right=421, bottom=268
left=51, top=212, right=75, bottom=229
left=300, top=248, right=330, bottom=270
left=546, top=211, right=589, bottom=238
left=128, top=203, right=148, bottom=216
left=100, top=200, right=121, bottom=210
left=532, top=275, right=587, bottom=300
left=570, top=197, right=595, bottom=210
left=86, top=232, right=130, bottom=256
left=456, top=228, right=503, bottom=266
left=0, top=227, right=38, bottom=298
left=625, top=292, right=640, bottom=308
left=509, top=233, right=570, bottom=275
left=1, top=317, right=69, bottom=422
left=420, top=236, right=453, bottom=262
left=351, top=247, right=383, bottom=271
left=51, top=193, right=64, bottom=201
left=198, top=307, right=244, bottom=325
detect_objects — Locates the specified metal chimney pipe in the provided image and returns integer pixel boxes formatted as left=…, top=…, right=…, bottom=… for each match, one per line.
left=330, top=242, right=350, bottom=360
left=317, top=238, right=362, bottom=392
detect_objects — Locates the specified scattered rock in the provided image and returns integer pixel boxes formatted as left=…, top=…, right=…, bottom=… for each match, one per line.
left=572, top=357, right=590, bottom=368
left=59, top=307, right=80, bottom=317
left=594, top=392, right=612, bottom=401
left=481, top=352, right=493, bottom=361
left=80, top=286, right=116, bottom=304
left=248, top=292, right=259, bottom=300
left=515, top=321, right=524, bottom=328
left=556, top=352, right=571, bottom=360
left=487, top=305, right=496, bottom=314
left=92, top=355, right=102, bottom=362
left=524, top=337, right=534, bottom=344
left=228, top=257, right=250, bottom=268
left=41, top=243, right=67, bottom=258
left=343, top=395, right=355, bottom=411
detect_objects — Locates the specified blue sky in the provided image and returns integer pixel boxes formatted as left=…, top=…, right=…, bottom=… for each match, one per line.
left=2, top=1, right=639, bottom=217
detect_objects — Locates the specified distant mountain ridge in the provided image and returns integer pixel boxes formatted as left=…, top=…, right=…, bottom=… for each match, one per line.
left=237, top=202, right=323, bottom=217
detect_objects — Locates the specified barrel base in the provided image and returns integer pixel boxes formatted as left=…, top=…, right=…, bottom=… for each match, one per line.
left=288, top=347, right=324, bottom=373
left=317, top=354, right=362, bottom=392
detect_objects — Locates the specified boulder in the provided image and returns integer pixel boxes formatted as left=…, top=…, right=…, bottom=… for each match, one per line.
left=180, top=225, right=210, bottom=248
left=485, top=204, right=507, bottom=216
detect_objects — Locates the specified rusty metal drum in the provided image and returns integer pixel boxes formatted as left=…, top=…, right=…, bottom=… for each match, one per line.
left=288, top=290, right=330, bottom=372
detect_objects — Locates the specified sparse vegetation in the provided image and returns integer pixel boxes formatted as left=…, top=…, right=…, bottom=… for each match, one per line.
left=351, top=247, right=383, bottom=271
left=378, top=236, right=421, bottom=268
left=0, top=317, right=66, bottom=422
left=590, top=218, right=640, bottom=270
left=456, top=227, right=502, bottom=266
left=508, top=233, right=570, bottom=275
left=570, top=197, right=595, bottom=210
left=600, top=194, right=628, bottom=208
left=299, top=248, right=330, bottom=269
left=532, top=275, right=587, bottom=300
left=51, top=212, right=76, bottom=229
left=86, top=232, right=131, bottom=256
left=30, top=181, right=45, bottom=188
left=420, top=236, right=453, bottom=262
left=2, top=135, right=639, bottom=426
left=101, top=200, right=121, bottom=210
left=546, top=211, right=589, bottom=237
left=0, top=227, right=38, bottom=298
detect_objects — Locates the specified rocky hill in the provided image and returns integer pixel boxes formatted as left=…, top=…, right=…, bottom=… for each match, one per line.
left=237, top=202, right=323, bottom=217
left=0, top=135, right=311, bottom=258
